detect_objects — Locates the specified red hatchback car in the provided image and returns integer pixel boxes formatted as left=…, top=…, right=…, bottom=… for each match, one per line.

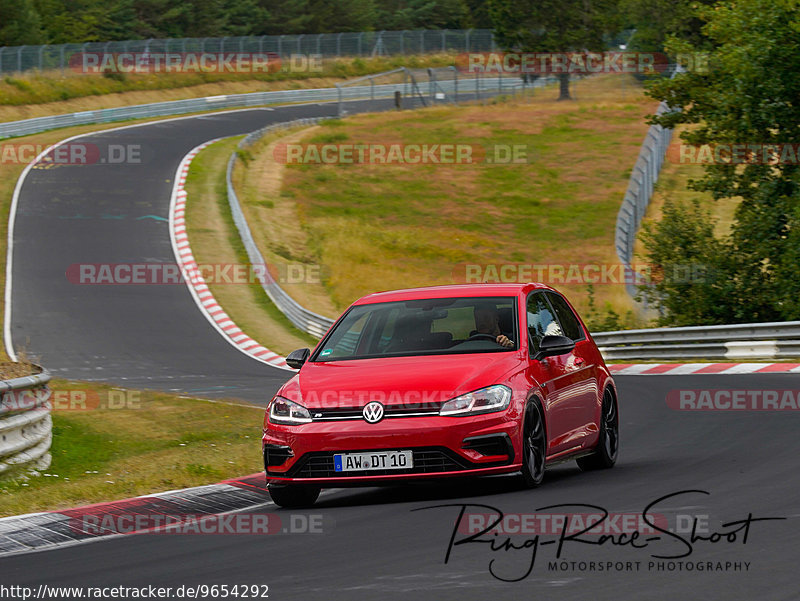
left=263, top=283, right=619, bottom=508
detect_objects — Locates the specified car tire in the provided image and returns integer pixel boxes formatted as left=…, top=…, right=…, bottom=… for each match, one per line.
left=577, top=388, right=619, bottom=471
left=520, top=400, right=546, bottom=488
left=268, top=484, right=321, bottom=508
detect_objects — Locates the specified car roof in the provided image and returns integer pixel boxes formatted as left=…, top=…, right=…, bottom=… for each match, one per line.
left=352, top=283, right=554, bottom=305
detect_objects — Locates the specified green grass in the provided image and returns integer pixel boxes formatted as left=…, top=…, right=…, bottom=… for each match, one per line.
left=0, top=380, right=264, bottom=516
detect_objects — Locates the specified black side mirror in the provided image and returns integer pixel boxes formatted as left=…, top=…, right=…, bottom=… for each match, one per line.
left=286, top=348, right=310, bottom=370
left=537, top=335, right=575, bottom=359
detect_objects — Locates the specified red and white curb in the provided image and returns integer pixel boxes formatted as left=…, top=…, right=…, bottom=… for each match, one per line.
left=0, top=473, right=270, bottom=556
left=609, top=362, right=800, bottom=375
left=169, top=140, right=290, bottom=370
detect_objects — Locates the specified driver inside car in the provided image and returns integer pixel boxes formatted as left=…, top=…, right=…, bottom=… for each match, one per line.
left=472, top=304, right=514, bottom=348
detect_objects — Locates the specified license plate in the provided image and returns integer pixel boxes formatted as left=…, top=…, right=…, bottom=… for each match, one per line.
left=333, top=450, right=413, bottom=472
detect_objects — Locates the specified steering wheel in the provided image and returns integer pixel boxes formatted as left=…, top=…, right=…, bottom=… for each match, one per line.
left=467, top=333, right=498, bottom=342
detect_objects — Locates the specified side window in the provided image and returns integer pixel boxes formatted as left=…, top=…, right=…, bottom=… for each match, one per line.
left=527, top=293, right=563, bottom=353
left=546, top=292, right=585, bottom=342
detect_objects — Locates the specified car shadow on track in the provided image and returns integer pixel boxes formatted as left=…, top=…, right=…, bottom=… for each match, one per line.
left=312, top=465, right=587, bottom=509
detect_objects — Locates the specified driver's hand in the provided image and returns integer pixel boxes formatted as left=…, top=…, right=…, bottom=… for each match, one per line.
left=496, top=335, right=513, bottom=348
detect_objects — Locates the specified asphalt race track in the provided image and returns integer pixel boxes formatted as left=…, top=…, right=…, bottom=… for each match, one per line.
left=5, top=103, right=799, bottom=599
left=9, top=100, right=397, bottom=402
left=3, top=374, right=799, bottom=599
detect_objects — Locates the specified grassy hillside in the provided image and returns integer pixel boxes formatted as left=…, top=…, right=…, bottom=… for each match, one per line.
left=235, top=74, right=658, bottom=328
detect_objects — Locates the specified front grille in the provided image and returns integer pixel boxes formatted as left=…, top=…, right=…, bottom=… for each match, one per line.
left=283, top=447, right=470, bottom=478
left=310, top=403, right=443, bottom=422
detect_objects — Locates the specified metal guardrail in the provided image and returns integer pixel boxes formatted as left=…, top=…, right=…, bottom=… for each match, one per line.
left=0, top=369, right=52, bottom=477
left=593, top=321, right=800, bottom=360
left=226, top=118, right=336, bottom=339
left=0, top=77, right=524, bottom=140
left=614, top=66, right=682, bottom=302
left=614, top=101, right=673, bottom=300
left=0, top=29, right=496, bottom=76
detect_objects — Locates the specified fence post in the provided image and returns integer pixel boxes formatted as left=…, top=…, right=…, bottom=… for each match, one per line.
left=297, top=34, right=304, bottom=55
left=441, top=29, right=447, bottom=52
left=357, top=32, right=364, bottom=56
left=17, top=46, right=25, bottom=73
left=38, top=45, right=46, bottom=71
left=465, top=29, right=471, bottom=52
left=59, top=45, right=64, bottom=75
left=0, top=48, right=5, bottom=76
left=259, top=35, right=265, bottom=53
left=278, top=35, right=284, bottom=58
left=336, top=33, right=342, bottom=57
left=317, top=33, right=323, bottom=55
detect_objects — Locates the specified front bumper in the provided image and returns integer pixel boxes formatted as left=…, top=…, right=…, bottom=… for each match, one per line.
left=262, top=412, right=521, bottom=485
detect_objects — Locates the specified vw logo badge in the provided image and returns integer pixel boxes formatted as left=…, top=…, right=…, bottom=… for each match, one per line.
left=362, top=401, right=385, bottom=424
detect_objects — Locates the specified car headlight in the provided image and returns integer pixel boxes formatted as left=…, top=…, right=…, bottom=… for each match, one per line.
left=439, top=385, right=512, bottom=416
left=268, top=396, right=312, bottom=425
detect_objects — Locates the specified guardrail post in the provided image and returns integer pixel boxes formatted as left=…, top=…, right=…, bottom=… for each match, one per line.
left=370, top=77, right=375, bottom=100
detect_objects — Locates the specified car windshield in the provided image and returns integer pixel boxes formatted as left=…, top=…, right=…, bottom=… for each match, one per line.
left=312, top=296, right=519, bottom=361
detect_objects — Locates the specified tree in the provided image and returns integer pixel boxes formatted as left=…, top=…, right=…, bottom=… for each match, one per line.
left=644, top=0, right=800, bottom=323
left=619, top=0, right=711, bottom=52
left=0, top=0, right=44, bottom=46
left=488, top=0, right=619, bottom=99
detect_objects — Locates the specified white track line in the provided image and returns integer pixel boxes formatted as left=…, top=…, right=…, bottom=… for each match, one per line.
left=4, top=107, right=278, bottom=361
